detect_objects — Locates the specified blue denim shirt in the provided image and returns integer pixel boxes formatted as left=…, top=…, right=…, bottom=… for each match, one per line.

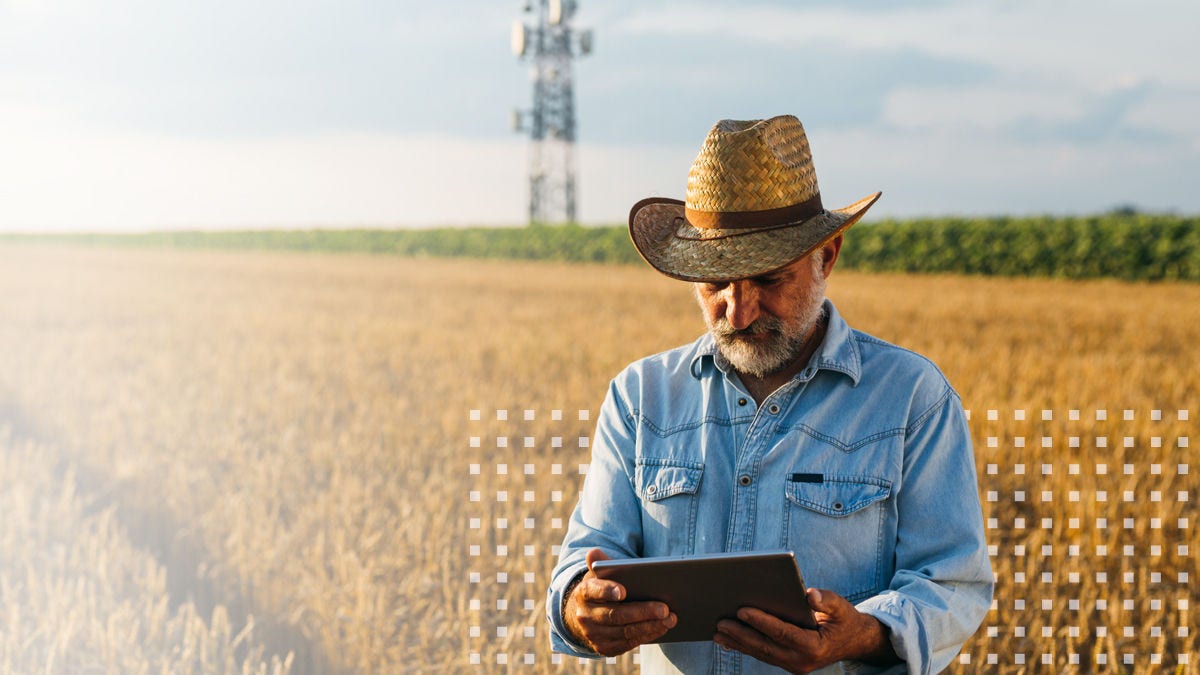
left=547, top=301, right=992, bottom=674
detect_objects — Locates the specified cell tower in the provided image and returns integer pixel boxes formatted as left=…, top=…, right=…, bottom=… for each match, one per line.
left=511, top=0, right=592, bottom=225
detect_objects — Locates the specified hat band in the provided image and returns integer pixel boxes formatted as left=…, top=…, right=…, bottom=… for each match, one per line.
left=684, top=192, right=824, bottom=230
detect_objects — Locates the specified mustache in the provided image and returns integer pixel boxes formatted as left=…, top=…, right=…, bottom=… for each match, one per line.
left=711, top=316, right=784, bottom=339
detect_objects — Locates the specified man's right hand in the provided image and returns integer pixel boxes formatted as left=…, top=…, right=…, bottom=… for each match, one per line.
left=563, top=548, right=678, bottom=657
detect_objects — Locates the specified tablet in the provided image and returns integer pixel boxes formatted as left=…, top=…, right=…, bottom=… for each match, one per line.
left=591, top=550, right=817, bottom=643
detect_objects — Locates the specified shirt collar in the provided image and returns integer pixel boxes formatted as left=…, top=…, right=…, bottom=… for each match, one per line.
left=688, top=299, right=862, bottom=385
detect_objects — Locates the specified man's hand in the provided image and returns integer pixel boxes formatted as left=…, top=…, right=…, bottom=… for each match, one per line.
left=563, top=549, right=678, bottom=657
left=712, top=587, right=899, bottom=673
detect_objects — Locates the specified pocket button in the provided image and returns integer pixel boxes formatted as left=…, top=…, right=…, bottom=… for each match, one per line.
left=738, top=475, right=752, bottom=487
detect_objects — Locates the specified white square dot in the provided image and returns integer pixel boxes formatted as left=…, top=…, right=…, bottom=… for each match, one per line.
left=1096, top=409, right=1107, bottom=420
left=469, top=409, right=481, bottom=420
left=1069, top=409, right=1080, bottom=420
left=987, top=409, right=998, bottom=420
left=1151, top=408, right=1161, bottom=420
left=552, top=517, right=563, bottom=528
left=551, top=464, right=562, bottom=474
left=1124, top=409, right=1134, bottom=420
left=470, top=436, right=481, bottom=448
left=524, top=572, right=535, bottom=583
left=1014, top=409, right=1025, bottom=420
left=497, top=463, right=508, bottom=475
left=524, top=409, right=535, bottom=420
left=523, top=517, right=534, bottom=529
left=524, top=463, right=535, bottom=475
left=551, top=409, right=562, bottom=420
left=1041, top=409, right=1053, bottom=420
left=497, top=409, right=508, bottom=421
left=578, top=409, right=590, bottom=420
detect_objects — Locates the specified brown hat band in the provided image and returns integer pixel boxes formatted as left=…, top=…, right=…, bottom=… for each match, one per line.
left=683, top=192, right=824, bottom=230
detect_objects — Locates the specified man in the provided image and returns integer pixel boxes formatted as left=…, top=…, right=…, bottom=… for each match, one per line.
left=547, top=115, right=992, bottom=673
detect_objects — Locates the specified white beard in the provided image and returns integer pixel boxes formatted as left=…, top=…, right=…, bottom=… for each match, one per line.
left=702, top=260, right=827, bottom=379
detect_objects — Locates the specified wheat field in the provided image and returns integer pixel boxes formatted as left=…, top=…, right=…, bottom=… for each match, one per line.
left=0, top=243, right=1196, bottom=673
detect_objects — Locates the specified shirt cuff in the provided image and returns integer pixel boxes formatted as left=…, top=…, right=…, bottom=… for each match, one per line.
left=856, top=591, right=929, bottom=675
left=546, top=563, right=598, bottom=657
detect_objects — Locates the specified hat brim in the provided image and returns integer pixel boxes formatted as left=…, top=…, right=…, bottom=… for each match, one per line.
left=628, top=191, right=882, bottom=283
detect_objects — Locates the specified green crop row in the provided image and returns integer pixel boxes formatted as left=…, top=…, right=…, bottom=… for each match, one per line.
left=5, top=212, right=1198, bottom=281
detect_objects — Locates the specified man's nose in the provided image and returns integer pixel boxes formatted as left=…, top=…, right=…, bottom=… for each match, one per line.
left=725, top=282, right=760, bottom=330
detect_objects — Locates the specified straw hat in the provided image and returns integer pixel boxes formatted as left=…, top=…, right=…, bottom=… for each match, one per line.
left=629, top=115, right=881, bottom=282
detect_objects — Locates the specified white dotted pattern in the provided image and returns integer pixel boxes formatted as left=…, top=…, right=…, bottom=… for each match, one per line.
left=466, top=407, right=1196, bottom=669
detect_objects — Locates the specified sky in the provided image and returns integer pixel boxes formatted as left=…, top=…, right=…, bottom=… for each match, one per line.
left=1, top=0, right=1197, bottom=232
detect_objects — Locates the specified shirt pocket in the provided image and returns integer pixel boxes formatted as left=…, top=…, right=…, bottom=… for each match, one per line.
left=783, top=475, right=891, bottom=603
left=635, top=457, right=704, bottom=557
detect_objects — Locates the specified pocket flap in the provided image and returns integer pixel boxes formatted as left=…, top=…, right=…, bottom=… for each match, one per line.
left=785, top=476, right=891, bottom=517
left=635, top=458, right=704, bottom=502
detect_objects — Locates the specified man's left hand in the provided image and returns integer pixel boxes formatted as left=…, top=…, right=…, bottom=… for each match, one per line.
left=713, top=587, right=899, bottom=673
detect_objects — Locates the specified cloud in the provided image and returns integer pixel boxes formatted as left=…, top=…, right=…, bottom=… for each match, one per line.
left=0, top=0, right=526, bottom=140
left=1001, top=81, right=1174, bottom=144
left=577, top=35, right=993, bottom=144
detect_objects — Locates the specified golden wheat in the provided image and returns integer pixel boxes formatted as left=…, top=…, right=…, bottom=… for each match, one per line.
left=0, top=244, right=1195, bottom=673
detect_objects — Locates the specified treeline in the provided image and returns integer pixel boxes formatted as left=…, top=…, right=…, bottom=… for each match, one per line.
left=6, top=212, right=1199, bottom=281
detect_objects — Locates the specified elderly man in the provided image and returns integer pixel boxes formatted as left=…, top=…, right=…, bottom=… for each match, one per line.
left=547, top=115, right=992, bottom=674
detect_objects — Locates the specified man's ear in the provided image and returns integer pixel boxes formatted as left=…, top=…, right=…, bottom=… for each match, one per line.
left=820, top=235, right=843, bottom=278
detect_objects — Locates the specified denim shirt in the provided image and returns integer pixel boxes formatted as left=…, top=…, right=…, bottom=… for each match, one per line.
left=547, top=301, right=993, bottom=674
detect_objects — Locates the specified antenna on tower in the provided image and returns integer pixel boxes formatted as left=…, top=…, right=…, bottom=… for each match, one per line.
left=512, top=0, right=592, bottom=225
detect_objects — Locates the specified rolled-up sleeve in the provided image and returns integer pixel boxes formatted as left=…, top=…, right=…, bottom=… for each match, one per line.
left=547, top=378, right=643, bottom=657
left=855, top=389, right=994, bottom=674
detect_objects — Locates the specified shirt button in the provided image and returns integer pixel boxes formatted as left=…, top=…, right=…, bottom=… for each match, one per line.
left=647, top=485, right=657, bottom=495
left=833, top=502, right=844, bottom=511
left=738, top=475, right=752, bottom=486
left=768, top=404, right=781, bottom=414
left=737, top=398, right=747, bottom=406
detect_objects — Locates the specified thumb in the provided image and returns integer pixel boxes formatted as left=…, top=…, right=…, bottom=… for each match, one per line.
left=585, top=548, right=610, bottom=572
left=807, top=587, right=838, bottom=614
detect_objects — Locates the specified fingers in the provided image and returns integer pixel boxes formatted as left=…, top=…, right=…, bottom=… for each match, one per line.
left=732, top=607, right=809, bottom=648
left=574, top=603, right=677, bottom=657
left=585, top=547, right=611, bottom=570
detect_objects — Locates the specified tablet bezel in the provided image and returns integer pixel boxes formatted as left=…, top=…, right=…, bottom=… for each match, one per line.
left=590, top=549, right=818, bottom=643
